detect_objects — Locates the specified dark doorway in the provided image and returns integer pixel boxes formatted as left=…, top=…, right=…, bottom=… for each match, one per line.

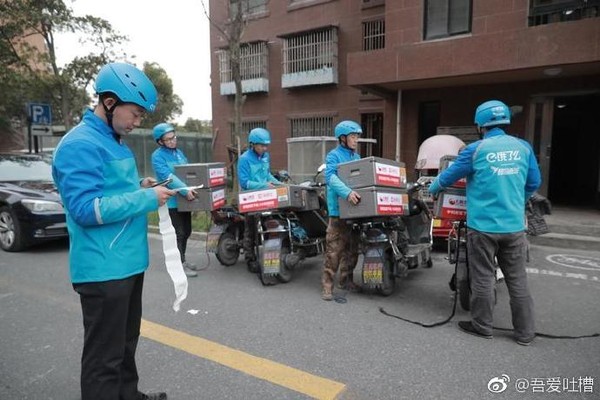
left=361, top=113, right=383, bottom=157
left=548, top=94, right=600, bottom=207
left=418, top=101, right=441, bottom=145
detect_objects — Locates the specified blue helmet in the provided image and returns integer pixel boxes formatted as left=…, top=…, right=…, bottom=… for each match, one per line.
left=248, top=128, right=271, bottom=145
left=94, top=62, right=158, bottom=112
left=334, top=120, right=362, bottom=139
left=474, top=100, right=511, bottom=127
left=153, top=122, right=175, bottom=142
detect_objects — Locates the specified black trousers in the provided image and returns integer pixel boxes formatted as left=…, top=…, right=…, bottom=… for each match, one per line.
left=243, top=214, right=257, bottom=262
left=169, top=208, right=192, bottom=262
left=73, top=273, right=144, bottom=400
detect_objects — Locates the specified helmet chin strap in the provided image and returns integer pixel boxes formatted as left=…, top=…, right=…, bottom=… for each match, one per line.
left=101, top=98, right=123, bottom=138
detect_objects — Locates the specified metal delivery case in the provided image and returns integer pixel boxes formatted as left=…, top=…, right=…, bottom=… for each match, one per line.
left=433, top=187, right=466, bottom=220
left=338, top=156, right=407, bottom=189
left=238, top=185, right=320, bottom=213
left=339, top=186, right=409, bottom=219
left=175, top=162, right=226, bottom=188
left=177, top=186, right=226, bottom=212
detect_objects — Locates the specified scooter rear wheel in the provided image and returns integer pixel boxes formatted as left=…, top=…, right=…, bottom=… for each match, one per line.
left=275, top=242, right=293, bottom=283
left=379, top=255, right=396, bottom=296
left=216, top=232, right=240, bottom=266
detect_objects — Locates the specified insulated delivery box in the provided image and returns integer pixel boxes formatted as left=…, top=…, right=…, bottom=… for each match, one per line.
left=238, top=185, right=320, bottom=214
left=433, top=187, right=466, bottom=220
left=175, top=162, right=226, bottom=188
left=438, top=155, right=466, bottom=188
left=174, top=163, right=227, bottom=212
left=339, top=186, right=410, bottom=219
left=176, top=186, right=226, bottom=212
left=337, top=156, right=407, bottom=189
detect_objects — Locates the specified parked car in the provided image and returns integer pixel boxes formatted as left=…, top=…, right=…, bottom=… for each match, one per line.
left=0, top=153, right=67, bottom=252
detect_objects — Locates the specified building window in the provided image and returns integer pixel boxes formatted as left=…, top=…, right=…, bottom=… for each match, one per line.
left=230, top=120, right=267, bottom=146
left=281, top=26, right=338, bottom=87
left=363, top=19, right=385, bottom=51
left=424, top=0, right=472, bottom=40
left=290, top=116, right=334, bottom=137
left=528, top=0, right=599, bottom=26
left=229, top=0, right=267, bottom=17
left=216, top=41, right=269, bottom=95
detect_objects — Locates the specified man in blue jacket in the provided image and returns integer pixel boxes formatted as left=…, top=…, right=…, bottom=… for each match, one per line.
left=321, top=120, right=363, bottom=301
left=429, top=100, right=541, bottom=345
left=53, top=63, right=172, bottom=400
left=237, top=128, right=282, bottom=271
left=151, top=122, right=198, bottom=278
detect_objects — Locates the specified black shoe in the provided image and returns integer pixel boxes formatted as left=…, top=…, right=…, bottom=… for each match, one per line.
left=137, top=392, right=167, bottom=400
left=247, top=260, right=260, bottom=273
left=458, top=321, right=493, bottom=339
left=516, top=336, right=534, bottom=346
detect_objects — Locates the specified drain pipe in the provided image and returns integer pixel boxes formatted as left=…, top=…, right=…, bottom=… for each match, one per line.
left=395, top=89, right=402, bottom=162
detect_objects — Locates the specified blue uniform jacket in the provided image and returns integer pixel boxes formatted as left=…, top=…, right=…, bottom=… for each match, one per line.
left=237, top=148, right=280, bottom=190
left=429, top=128, right=541, bottom=233
left=151, top=146, right=190, bottom=209
left=52, top=109, right=159, bottom=283
left=325, top=145, right=360, bottom=217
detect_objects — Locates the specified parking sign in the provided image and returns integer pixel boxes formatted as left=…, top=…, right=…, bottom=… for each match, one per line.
left=27, top=103, right=52, bottom=125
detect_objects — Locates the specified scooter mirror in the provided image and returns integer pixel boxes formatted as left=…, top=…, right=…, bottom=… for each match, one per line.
left=317, top=164, right=326, bottom=173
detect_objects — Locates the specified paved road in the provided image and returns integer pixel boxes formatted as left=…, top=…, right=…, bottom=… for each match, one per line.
left=1, top=236, right=599, bottom=399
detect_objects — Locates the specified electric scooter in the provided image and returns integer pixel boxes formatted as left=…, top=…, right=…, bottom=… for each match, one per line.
left=353, top=182, right=433, bottom=296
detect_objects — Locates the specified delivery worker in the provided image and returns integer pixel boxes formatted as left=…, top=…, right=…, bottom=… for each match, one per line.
left=428, top=100, right=541, bottom=345
left=237, top=127, right=282, bottom=271
left=52, top=62, right=171, bottom=400
left=321, top=120, right=363, bottom=301
left=151, top=122, right=198, bottom=278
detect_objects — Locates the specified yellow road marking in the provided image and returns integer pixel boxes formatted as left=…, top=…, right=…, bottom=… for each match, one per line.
left=141, top=319, right=346, bottom=400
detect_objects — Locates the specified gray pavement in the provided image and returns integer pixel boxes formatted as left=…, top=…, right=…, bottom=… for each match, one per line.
left=528, top=206, right=600, bottom=251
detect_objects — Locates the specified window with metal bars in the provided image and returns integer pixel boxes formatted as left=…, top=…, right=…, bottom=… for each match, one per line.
left=290, top=116, right=334, bottom=137
left=424, top=0, right=472, bottom=40
left=362, top=19, right=385, bottom=51
left=217, top=42, right=268, bottom=84
left=282, top=28, right=338, bottom=74
left=229, top=120, right=267, bottom=146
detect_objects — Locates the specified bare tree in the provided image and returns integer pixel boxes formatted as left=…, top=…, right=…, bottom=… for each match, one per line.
left=201, top=0, right=248, bottom=193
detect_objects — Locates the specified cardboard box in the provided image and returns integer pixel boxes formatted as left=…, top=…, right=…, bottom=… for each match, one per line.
left=339, top=186, right=409, bottom=219
left=175, top=162, right=226, bottom=188
left=238, top=185, right=320, bottom=213
left=177, top=186, right=226, bottom=212
left=439, top=155, right=466, bottom=189
left=433, top=187, right=467, bottom=220
left=338, top=156, right=407, bottom=189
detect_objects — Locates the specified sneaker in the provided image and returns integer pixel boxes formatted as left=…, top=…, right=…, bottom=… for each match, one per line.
left=321, top=288, right=333, bottom=301
left=247, top=260, right=260, bottom=273
left=183, top=261, right=198, bottom=271
left=516, top=336, right=534, bottom=346
left=339, top=281, right=361, bottom=293
left=183, top=265, right=197, bottom=278
left=137, top=392, right=167, bottom=400
left=458, top=321, right=493, bottom=339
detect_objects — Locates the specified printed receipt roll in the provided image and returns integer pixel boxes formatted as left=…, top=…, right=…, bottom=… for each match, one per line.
left=158, top=204, right=188, bottom=311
